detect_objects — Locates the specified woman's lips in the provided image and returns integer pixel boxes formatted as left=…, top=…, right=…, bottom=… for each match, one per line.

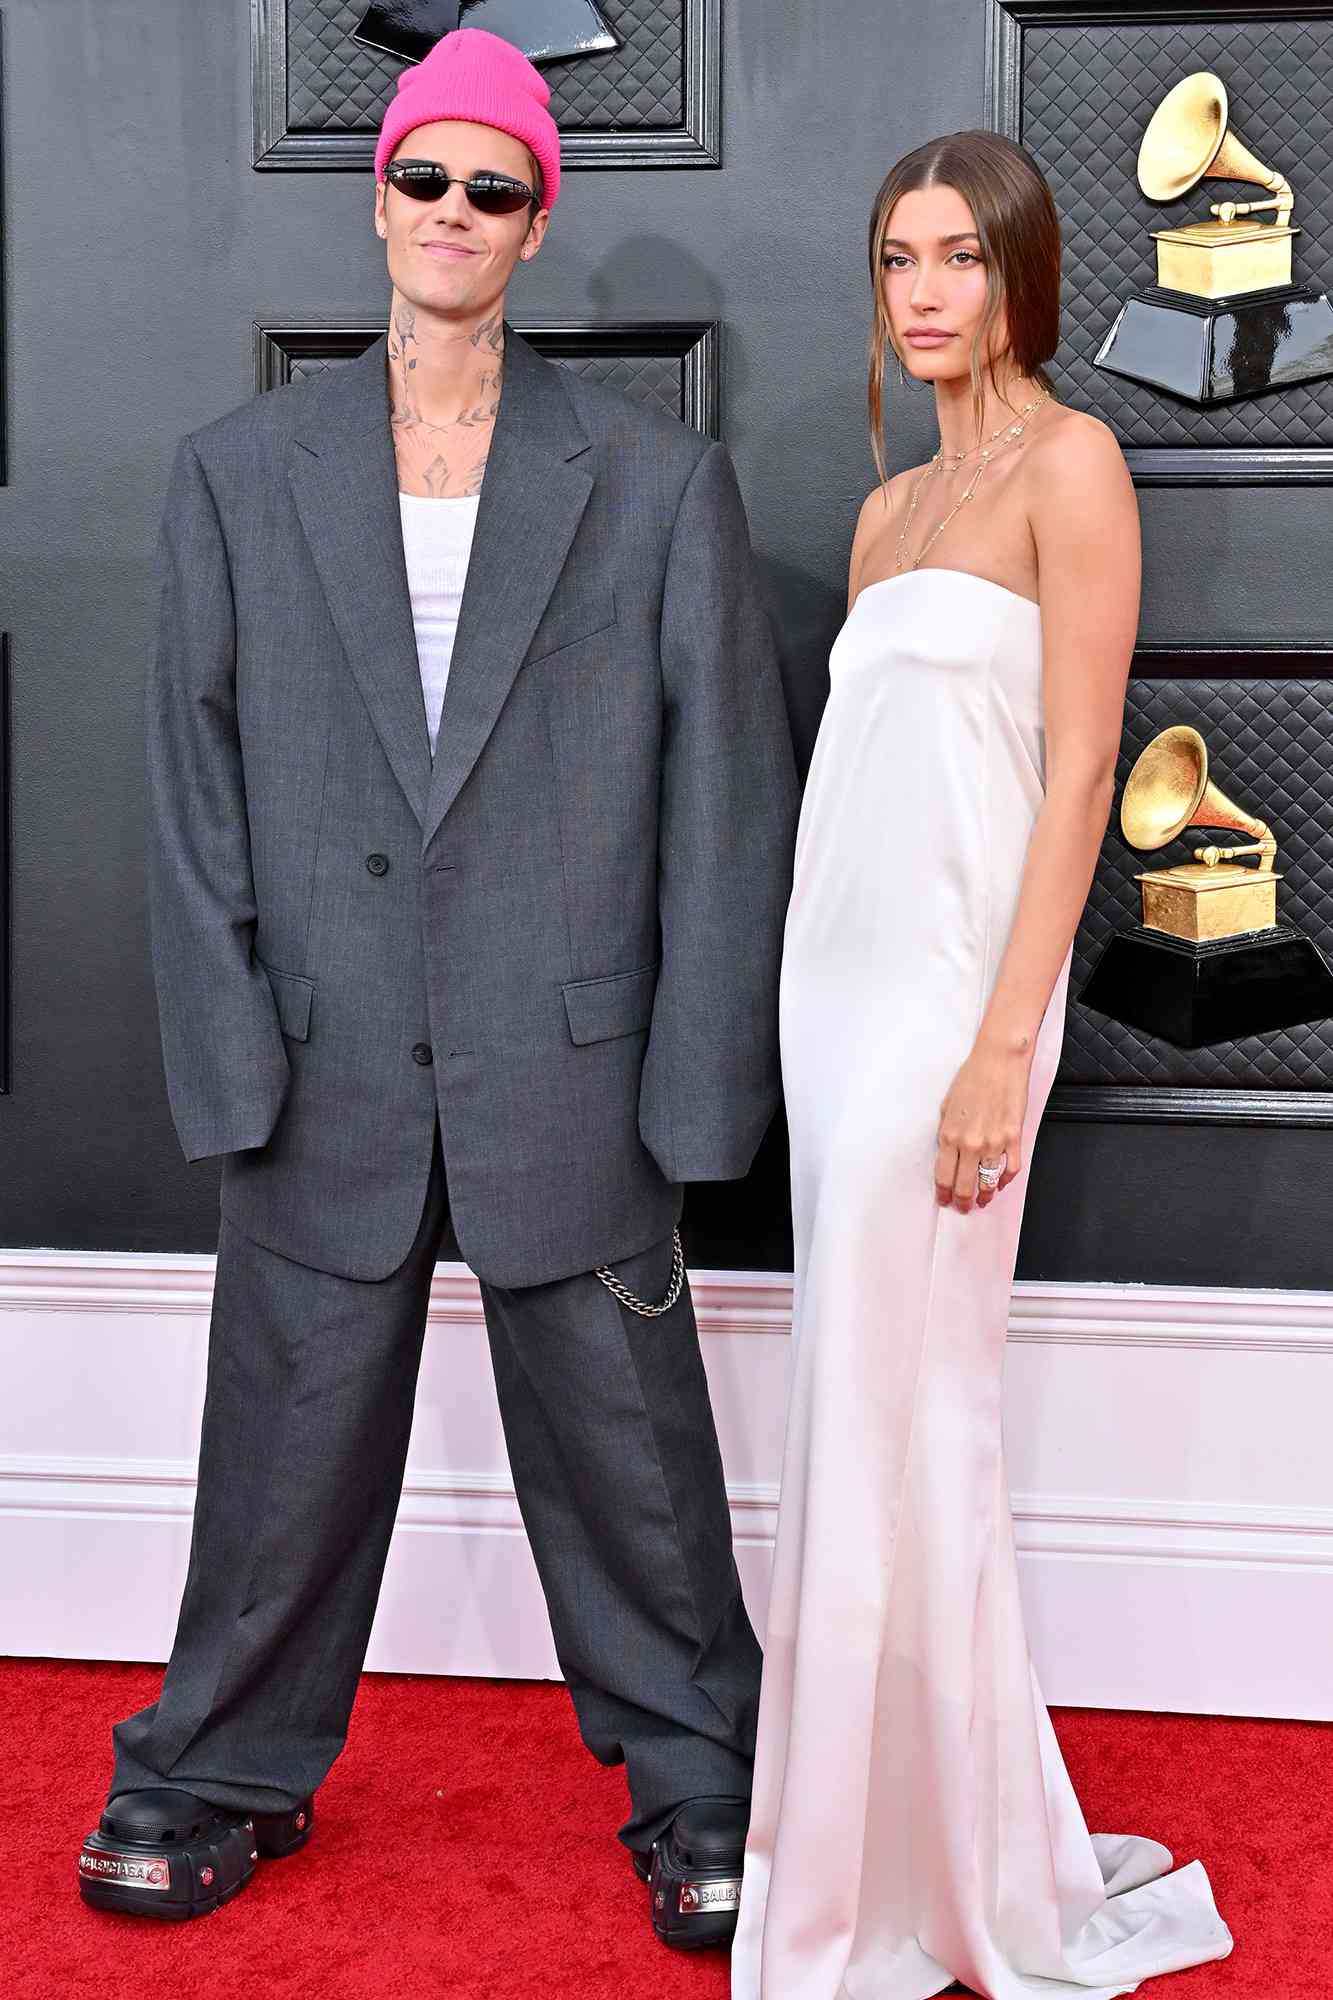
left=904, top=330, right=956, bottom=347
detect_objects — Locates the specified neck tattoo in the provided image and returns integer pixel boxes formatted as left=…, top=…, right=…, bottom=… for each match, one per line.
left=388, top=306, right=505, bottom=498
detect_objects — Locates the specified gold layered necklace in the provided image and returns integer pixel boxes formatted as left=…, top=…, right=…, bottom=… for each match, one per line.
left=894, top=389, right=1051, bottom=573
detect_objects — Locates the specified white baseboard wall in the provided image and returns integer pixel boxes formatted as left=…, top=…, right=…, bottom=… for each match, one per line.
left=2, top=1252, right=1330, bottom=1719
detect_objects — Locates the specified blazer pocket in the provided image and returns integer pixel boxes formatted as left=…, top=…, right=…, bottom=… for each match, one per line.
left=562, top=962, right=659, bottom=1047
left=527, top=589, right=617, bottom=666
left=259, top=960, right=314, bottom=1043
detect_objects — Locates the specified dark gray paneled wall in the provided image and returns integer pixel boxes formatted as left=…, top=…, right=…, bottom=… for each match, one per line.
left=3, top=0, right=1331, bottom=1281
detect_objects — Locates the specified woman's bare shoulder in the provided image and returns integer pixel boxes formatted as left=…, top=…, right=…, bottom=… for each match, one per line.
left=851, top=473, right=908, bottom=593
left=852, top=464, right=927, bottom=550
left=1020, top=406, right=1134, bottom=538
left=1026, top=404, right=1127, bottom=481
left=857, top=463, right=930, bottom=518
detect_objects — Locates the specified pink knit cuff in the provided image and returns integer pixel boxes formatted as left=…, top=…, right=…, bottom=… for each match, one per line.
left=375, top=27, right=561, bottom=208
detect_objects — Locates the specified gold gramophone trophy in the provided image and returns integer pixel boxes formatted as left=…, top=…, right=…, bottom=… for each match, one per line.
left=1096, top=72, right=1333, bottom=404
left=1078, top=726, right=1333, bottom=1048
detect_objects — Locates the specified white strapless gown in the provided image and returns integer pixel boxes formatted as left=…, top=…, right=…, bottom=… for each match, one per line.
left=731, top=570, right=1233, bottom=2000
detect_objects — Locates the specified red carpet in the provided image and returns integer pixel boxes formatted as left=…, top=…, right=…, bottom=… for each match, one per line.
left=6, top=1658, right=1328, bottom=1998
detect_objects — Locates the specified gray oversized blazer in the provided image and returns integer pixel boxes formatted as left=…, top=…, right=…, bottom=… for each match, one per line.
left=146, top=330, right=798, bottom=1286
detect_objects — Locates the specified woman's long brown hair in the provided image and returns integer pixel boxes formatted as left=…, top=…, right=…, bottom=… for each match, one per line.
left=867, top=130, right=1062, bottom=487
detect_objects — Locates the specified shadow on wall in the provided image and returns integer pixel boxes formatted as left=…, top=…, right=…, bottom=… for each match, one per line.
left=585, top=232, right=731, bottom=367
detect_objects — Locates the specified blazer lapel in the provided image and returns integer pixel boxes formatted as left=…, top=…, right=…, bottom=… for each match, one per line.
left=421, top=332, right=593, bottom=855
left=287, top=337, right=433, bottom=826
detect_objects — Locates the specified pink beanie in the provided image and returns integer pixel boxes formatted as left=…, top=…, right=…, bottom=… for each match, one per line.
left=374, top=27, right=561, bottom=208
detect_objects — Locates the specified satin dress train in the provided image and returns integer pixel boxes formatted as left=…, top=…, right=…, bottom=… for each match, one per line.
left=731, top=569, right=1233, bottom=2000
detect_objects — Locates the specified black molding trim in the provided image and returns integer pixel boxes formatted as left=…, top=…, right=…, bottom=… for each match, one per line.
left=252, top=0, right=721, bottom=171
left=253, top=316, right=723, bottom=435
left=253, top=321, right=379, bottom=387
left=985, top=0, right=1333, bottom=485
left=1048, top=1085, right=1333, bottom=1123
left=1123, top=447, right=1333, bottom=484
left=516, top=318, right=722, bottom=436
left=1132, top=644, right=1333, bottom=678
left=0, top=635, right=9, bottom=1095
left=1048, top=640, right=1333, bottom=1126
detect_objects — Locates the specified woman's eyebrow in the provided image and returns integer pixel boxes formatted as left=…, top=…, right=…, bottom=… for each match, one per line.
left=881, top=232, right=981, bottom=250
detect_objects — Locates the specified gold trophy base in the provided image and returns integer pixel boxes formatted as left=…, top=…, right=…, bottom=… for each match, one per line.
left=1136, top=862, right=1280, bottom=942
left=1152, top=221, right=1296, bottom=300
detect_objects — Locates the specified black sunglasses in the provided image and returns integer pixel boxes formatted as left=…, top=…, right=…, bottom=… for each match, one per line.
left=382, top=160, right=540, bottom=215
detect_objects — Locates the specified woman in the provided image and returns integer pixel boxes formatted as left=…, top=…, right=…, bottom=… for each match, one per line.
left=731, top=132, right=1233, bottom=2000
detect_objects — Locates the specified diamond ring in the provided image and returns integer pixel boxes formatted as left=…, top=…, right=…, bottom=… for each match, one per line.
left=977, top=1158, right=1006, bottom=1192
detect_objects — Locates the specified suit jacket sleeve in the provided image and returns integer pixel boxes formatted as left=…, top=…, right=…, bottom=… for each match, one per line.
left=639, top=441, right=800, bottom=1183
left=145, top=435, right=290, bottom=1163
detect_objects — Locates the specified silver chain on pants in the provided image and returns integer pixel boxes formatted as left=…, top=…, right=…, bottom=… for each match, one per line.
left=594, top=1228, right=686, bottom=1318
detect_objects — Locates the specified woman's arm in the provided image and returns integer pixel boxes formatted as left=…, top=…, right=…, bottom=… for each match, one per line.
left=934, top=416, right=1140, bottom=1212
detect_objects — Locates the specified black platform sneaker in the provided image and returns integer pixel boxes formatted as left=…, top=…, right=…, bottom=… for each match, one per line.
left=252, top=1795, right=315, bottom=1859
left=633, top=1796, right=749, bottom=1949
left=79, top=1789, right=259, bottom=1920
left=78, top=1788, right=316, bottom=1919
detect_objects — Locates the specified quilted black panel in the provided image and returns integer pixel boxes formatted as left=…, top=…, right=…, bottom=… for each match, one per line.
left=286, top=0, right=683, bottom=133
left=259, top=326, right=694, bottom=420
left=546, top=0, right=682, bottom=127
left=1061, top=677, right=1333, bottom=1087
left=287, top=354, right=348, bottom=382
left=1015, top=14, right=1333, bottom=447
left=554, top=349, right=682, bottom=412
left=287, top=0, right=398, bottom=129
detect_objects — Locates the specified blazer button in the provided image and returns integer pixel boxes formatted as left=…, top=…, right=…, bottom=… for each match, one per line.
left=411, top=1042, right=434, bottom=1066
left=366, top=853, right=390, bottom=876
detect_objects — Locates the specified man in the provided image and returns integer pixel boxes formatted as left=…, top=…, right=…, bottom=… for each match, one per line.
left=78, top=27, right=798, bottom=1950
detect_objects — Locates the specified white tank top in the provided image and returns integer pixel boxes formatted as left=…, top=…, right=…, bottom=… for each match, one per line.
left=398, top=491, right=481, bottom=756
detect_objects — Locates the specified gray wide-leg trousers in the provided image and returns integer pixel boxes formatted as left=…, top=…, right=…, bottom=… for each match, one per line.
left=110, top=1126, right=760, bottom=1848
